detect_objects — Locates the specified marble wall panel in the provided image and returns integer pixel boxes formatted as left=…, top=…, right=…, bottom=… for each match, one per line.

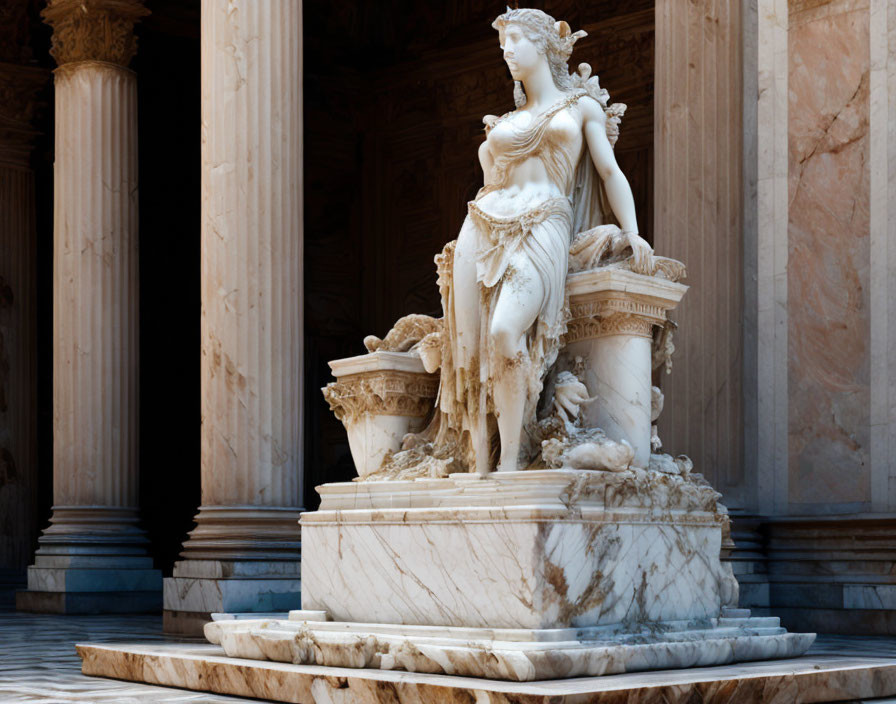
left=786, top=0, right=871, bottom=508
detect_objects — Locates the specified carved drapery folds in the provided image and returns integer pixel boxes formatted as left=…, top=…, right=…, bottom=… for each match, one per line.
left=42, top=0, right=149, bottom=67
left=323, top=371, right=438, bottom=422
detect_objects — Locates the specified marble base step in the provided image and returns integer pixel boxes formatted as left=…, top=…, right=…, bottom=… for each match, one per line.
left=204, top=611, right=815, bottom=681
left=76, top=639, right=896, bottom=703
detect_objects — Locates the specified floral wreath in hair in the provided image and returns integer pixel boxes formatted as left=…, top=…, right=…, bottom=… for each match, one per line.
left=488, top=7, right=626, bottom=146
left=492, top=7, right=585, bottom=63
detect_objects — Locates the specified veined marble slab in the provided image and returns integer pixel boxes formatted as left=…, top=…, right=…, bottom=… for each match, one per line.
left=328, top=350, right=428, bottom=376
left=77, top=639, right=896, bottom=703
left=302, top=470, right=737, bottom=629
left=204, top=612, right=814, bottom=681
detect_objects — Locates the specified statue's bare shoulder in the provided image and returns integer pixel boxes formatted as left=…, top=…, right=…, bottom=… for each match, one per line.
left=577, top=94, right=607, bottom=126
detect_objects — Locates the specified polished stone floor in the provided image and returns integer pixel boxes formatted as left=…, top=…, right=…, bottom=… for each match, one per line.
left=0, top=612, right=257, bottom=702
left=1, top=611, right=896, bottom=703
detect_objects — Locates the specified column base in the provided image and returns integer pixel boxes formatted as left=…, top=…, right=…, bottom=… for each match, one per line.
left=163, top=560, right=301, bottom=636
left=165, top=505, right=303, bottom=635
left=17, top=506, right=162, bottom=614
left=15, top=589, right=160, bottom=614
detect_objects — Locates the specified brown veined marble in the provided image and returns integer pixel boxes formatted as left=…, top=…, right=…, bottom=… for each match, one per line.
left=787, top=0, right=871, bottom=507
left=76, top=638, right=896, bottom=704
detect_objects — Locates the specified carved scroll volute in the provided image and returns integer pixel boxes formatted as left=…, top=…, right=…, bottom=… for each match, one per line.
left=42, top=0, right=150, bottom=68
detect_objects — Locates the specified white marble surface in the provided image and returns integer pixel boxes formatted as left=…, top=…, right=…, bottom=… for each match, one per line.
left=204, top=611, right=813, bottom=681
left=344, top=411, right=427, bottom=477
left=565, top=268, right=687, bottom=302
left=78, top=639, right=896, bottom=702
left=313, top=468, right=719, bottom=511
left=0, top=613, right=880, bottom=704
left=329, top=351, right=429, bottom=376
left=73, top=635, right=896, bottom=702
left=163, top=576, right=300, bottom=614
left=582, top=334, right=653, bottom=467
left=300, top=470, right=738, bottom=630
left=323, top=350, right=437, bottom=477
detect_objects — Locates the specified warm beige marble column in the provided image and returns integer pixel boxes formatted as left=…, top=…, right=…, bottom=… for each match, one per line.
left=164, top=0, right=303, bottom=635
left=654, top=0, right=746, bottom=507
left=17, top=0, right=160, bottom=614
left=0, top=60, right=46, bottom=583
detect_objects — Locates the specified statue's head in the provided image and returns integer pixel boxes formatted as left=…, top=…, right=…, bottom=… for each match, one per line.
left=493, top=8, right=587, bottom=94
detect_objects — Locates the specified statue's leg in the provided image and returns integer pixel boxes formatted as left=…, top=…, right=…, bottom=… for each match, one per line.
left=489, top=252, right=545, bottom=472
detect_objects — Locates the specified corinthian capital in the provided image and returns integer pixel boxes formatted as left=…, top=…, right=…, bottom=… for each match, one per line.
left=42, top=0, right=149, bottom=67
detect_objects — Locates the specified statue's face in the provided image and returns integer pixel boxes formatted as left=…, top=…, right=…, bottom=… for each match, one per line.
left=501, top=23, right=542, bottom=82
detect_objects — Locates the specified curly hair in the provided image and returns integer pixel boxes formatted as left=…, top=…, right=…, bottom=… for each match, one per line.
left=492, top=8, right=587, bottom=104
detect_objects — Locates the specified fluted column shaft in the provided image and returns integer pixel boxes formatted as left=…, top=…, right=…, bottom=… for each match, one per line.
left=177, top=0, right=303, bottom=563
left=53, top=62, right=138, bottom=510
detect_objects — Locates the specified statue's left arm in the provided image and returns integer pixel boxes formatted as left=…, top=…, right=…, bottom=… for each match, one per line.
left=581, top=96, right=653, bottom=271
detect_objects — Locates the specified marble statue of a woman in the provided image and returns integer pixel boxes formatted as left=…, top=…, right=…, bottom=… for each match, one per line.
left=395, top=8, right=655, bottom=475
left=206, top=9, right=815, bottom=682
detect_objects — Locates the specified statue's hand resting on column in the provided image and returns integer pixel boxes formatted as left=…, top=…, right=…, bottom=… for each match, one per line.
left=625, top=231, right=654, bottom=275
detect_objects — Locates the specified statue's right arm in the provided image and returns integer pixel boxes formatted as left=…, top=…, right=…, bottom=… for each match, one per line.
left=478, top=140, right=494, bottom=179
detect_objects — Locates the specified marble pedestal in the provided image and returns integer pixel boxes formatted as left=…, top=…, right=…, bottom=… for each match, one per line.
left=206, top=470, right=814, bottom=680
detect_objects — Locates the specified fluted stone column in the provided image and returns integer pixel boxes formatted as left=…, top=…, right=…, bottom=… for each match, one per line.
left=163, top=0, right=304, bottom=635
left=0, top=53, right=47, bottom=596
left=16, top=0, right=160, bottom=614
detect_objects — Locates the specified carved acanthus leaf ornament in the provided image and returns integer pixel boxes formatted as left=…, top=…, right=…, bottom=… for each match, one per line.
left=323, top=371, right=438, bottom=422
left=564, top=296, right=666, bottom=343
left=42, top=0, right=149, bottom=67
